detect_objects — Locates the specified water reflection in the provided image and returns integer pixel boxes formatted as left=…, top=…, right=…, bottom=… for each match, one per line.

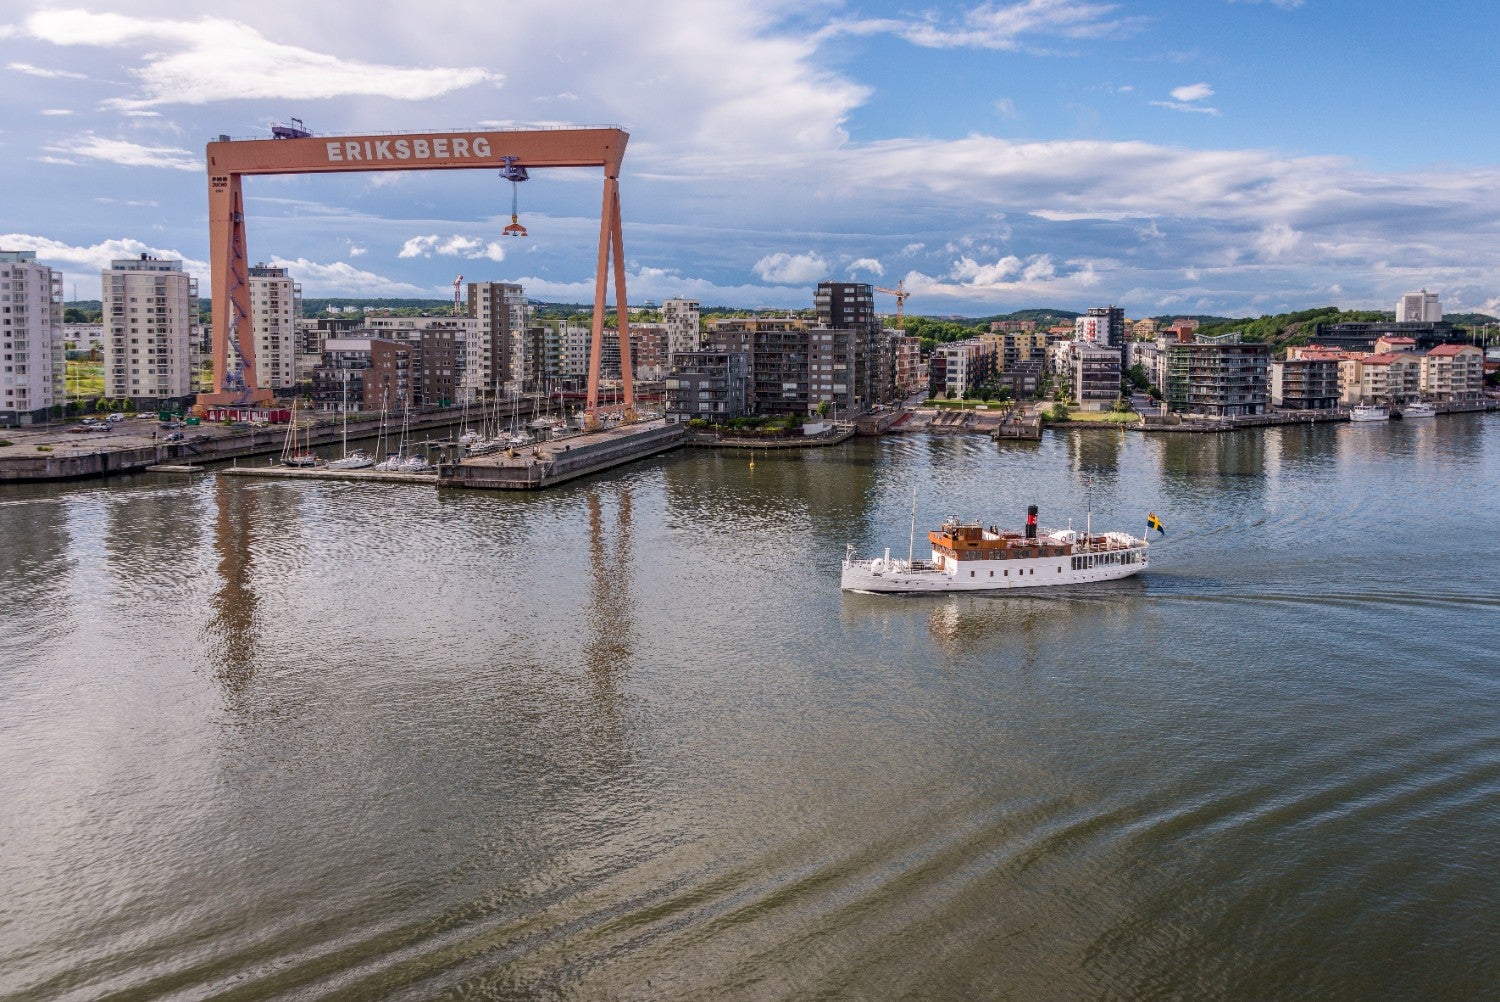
left=584, top=487, right=635, bottom=677
left=204, top=476, right=260, bottom=692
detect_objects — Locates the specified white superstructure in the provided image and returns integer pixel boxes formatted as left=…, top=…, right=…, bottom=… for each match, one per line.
left=0, top=250, right=64, bottom=425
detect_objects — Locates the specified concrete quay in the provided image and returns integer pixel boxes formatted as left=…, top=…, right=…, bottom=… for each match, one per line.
left=439, top=420, right=684, bottom=491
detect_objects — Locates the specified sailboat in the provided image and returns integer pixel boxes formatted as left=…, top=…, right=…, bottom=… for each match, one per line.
left=327, top=369, right=374, bottom=469
left=280, top=398, right=319, bottom=467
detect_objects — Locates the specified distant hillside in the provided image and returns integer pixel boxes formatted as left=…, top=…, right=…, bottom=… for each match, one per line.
left=973, top=308, right=1081, bottom=325
left=1196, top=307, right=1390, bottom=347
left=1149, top=314, right=1237, bottom=327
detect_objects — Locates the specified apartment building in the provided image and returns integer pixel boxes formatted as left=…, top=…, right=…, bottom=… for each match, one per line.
left=662, top=298, right=701, bottom=361
left=101, top=255, right=198, bottom=406
left=665, top=350, right=750, bottom=422
left=1355, top=352, right=1422, bottom=403
left=929, top=338, right=998, bottom=398
left=466, top=281, right=527, bottom=395
left=245, top=264, right=302, bottom=392
left=1420, top=344, right=1484, bottom=401
left=361, top=316, right=479, bottom=403
left=310, top=337, right=376, bottom=413
left=1165, top=337, right=1270, bottom=417
left=0, top=250, right=64, bottom=425
left=366, top=331, right=460, bottom=410
left=1270, top=354, right=1341, bottom=410
left=1073, top=343, right=1122, bottom=411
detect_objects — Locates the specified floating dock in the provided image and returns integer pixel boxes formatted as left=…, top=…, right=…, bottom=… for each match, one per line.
left=221, top=463, right=439, bottom=485
left=439, top=419, right=685, bottom=490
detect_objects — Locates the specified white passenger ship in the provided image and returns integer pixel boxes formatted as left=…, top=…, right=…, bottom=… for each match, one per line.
left=842, top=505, right=1149, bottom=594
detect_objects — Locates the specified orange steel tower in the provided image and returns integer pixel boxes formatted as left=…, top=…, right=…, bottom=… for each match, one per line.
left=198, top=126, right=633, bottom=424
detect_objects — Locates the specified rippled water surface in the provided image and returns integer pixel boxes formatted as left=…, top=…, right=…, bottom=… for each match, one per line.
left=3, top=416, right=1499, bottom=999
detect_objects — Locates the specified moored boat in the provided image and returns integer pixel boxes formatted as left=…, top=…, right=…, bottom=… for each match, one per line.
left=842, top=505, right=1150, bottom=594
left=1349, top=403, right=1390, bottom=422
left=1401, top=401, right=1436, bottom=419
left=327, top=449, right=374, bottom=470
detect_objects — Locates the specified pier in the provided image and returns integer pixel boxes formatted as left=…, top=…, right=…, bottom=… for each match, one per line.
left=439, top=420, right=685, bottom=490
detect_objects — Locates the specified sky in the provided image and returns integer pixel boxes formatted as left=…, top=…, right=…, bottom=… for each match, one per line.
left=2, top=0, right=1499, bottom=319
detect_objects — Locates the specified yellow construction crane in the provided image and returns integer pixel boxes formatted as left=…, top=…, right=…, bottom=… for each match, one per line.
left=875, top=280, right=911, bottom=329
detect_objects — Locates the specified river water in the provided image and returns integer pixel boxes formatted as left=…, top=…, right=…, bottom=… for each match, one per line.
left=3, top=415, right=1498, bottom=1000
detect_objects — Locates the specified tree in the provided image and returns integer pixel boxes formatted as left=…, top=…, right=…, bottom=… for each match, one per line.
left=816, top=400, right=831, bottom=417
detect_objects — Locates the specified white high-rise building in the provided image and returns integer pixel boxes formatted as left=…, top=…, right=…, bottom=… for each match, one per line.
left=102, top=255, right=198, bottom=403
left=1396, top=289, right=1441, bottom=323
left=0, top=250, right=64, bottom=425
left=663, top=298, right=701, bottom=362
left=248, top=263, right=302, bottom=391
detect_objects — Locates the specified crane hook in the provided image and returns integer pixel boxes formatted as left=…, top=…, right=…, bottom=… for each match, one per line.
left=500, top=156, right=529, bottom=237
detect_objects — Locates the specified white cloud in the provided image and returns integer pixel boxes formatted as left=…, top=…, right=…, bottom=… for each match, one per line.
left=8, top=61, right=88, bottom=79
left=1253, top=223, right=1302, bottom=260
left=0, top=234, right=207, bottom=296
left=995, top=97, right=1018, bottom=119
left=848, top=257, right=884, bottom=277
left=266, top=257, right=428, bottom=296
left=1150, top=81, right=1218, bottom=115
left=398, top=234, right=506, bottom=262
left=44, top=132, right=200, bottom=171
left=1171, top=82, right=1214, bottom=102
left=904, top=252, right=1102, bottom=301
left=900, top=243, right=926, bottom=256
left=1149, top=100, right=1220, bottom=115
left=348, top=245, right=367, bottom=257
left=753, top=251, right=829, bottom=284
left=21, top=9, right=499, bottom=110
left=41, top=108, right=74, bottom=116
left=823, top=0, right=1143, bottom=51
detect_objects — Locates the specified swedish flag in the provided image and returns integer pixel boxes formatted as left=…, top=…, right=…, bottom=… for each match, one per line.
left=1147, top=512, right=1165, bottom=535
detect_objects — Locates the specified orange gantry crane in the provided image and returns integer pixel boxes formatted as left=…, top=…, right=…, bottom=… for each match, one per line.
left=875, top=280, right=911, bottom=329
left=198, top=124, right=633, bottom=426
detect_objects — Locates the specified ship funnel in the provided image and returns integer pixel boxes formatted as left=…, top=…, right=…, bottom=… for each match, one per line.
left=1026, top=504, right=1038, bottom=540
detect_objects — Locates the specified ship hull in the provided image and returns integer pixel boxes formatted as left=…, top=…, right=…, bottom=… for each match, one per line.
left=841, top=549, right=1148, bottom=594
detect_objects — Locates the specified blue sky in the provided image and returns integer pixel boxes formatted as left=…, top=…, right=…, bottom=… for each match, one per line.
left=3, top=0, right=1499, bottom=318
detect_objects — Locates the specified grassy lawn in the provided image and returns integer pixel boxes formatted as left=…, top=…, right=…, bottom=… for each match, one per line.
left=65, top=360, right=104, bottom=397
left=1062, top=410, right=1141, bottom=424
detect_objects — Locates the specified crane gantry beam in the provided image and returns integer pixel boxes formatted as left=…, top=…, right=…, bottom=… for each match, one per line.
left=197, top=126, right=632, bottom=424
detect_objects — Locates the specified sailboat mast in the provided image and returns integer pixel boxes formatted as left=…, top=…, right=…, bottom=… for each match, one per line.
left=907, top=485, right=917, bottom=568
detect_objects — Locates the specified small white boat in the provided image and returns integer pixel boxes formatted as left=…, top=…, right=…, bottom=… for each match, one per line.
left=399, top=455, right=435, bottom=473
left=1401, top=402, right=1436, bottom=419
left=327, top=449, right=374, bottom=470
left=1349, top=403, right=1390, bottom=422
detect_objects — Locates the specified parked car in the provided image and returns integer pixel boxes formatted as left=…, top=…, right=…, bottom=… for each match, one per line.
left=164, top=431, right=185, bottom=442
